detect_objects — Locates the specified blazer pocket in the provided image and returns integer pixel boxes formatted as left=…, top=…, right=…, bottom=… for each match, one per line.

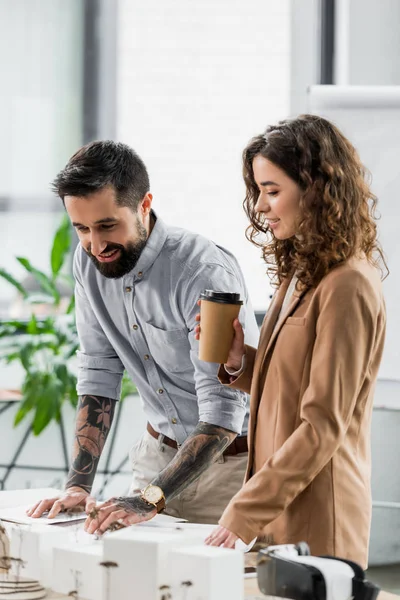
left=285, top=316, right=306, bottom=326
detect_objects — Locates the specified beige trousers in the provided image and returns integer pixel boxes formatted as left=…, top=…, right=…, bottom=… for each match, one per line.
left=129, top=430, right=248, bottom=524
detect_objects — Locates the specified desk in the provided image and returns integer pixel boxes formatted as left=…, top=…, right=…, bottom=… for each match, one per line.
left=41, top=579, right=400, bottom=600
left=1, top=490, right=399, bottom=600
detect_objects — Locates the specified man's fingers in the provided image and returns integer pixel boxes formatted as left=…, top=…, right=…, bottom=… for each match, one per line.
left=85, top=496, right=97, bottom=514
left=85, top=503, right=118, bottom=534
left=26, top=501, right=41, bottom=516
left=48, top=497, right=73, bottom=518
left=96, top=510, right=128, bottom=535
left=84, top=511, right=101, bottom=534
left=30, top=498, right=59, bottom=518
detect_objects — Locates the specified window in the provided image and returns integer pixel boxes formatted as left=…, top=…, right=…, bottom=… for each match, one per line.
left=0, top=0, right=84, bottom=315
left=117, top=0, right=291, bottom=310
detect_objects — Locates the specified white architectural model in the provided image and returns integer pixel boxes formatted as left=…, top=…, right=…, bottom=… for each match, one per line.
left=0, top=521, right=46, bottom=600
left=1, top=518, right=245, bottom=600
left=168, top=545, right=244, bottom=600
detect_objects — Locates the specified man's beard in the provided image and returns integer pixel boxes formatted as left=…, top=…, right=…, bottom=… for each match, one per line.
left=85, top=224, right=147, bottom=279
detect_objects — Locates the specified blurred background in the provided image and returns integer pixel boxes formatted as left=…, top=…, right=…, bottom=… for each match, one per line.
left=2, top=0, right=400, bottom=312
left=0, top=0, right=399, bottom=584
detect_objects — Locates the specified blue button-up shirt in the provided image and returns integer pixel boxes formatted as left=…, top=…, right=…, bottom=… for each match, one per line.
left=74, top=213, right=259, bottom=444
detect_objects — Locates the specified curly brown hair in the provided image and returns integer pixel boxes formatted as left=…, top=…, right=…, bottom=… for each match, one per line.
left=243, top=114, right=388, bottom=289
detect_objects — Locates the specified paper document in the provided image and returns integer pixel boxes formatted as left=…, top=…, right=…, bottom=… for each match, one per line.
left=0, top=505, right=87, bottom=526
left=0, top=488, right=62, bottom=510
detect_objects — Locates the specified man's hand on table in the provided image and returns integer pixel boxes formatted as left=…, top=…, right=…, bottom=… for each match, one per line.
left=83, top=494, right=156, bottom=535
left=205, top=525, right=239, bottom=549
left=26, top=486, right=96, bottom=519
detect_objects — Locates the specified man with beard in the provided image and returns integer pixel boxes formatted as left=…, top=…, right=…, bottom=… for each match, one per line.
left=28, top=141, right=259, bottom=533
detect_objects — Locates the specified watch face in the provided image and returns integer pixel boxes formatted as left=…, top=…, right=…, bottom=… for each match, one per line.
left=144, top=485, right=163, bottom=503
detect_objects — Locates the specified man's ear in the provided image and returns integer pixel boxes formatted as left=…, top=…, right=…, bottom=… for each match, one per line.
left=140, top=192, right=153, bottom=218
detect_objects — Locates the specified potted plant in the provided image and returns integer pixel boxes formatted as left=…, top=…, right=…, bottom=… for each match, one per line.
left=0, top=215, right=136, bottom=435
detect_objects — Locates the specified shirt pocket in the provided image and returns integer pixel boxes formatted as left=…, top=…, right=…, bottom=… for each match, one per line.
left=142, top=321, right=193, bottom=374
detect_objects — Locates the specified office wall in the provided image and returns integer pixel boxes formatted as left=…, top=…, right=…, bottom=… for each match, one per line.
left=116, top=0, right=291, bottom=311
left=335, top=0, right=400, bottom=85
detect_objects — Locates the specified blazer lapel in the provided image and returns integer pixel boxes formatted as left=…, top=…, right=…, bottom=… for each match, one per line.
left=253, top=278, right=291, bottom=376
left=246, top=276, right=309, bottom=478
left=247, top=278, right=292, bottom=436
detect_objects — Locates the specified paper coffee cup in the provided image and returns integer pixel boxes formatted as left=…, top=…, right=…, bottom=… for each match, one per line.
left=198, top=290, right=243, bottom=363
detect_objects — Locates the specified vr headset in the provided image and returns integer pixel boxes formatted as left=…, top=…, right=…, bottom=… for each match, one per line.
left=256, top=543, right=380, bottom=600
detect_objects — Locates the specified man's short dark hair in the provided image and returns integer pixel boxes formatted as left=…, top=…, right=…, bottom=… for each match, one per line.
left=52, top=140, right=150, bottom=211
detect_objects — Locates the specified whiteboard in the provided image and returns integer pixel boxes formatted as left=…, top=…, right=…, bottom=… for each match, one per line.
left=307, top=85, right=400, bottom=382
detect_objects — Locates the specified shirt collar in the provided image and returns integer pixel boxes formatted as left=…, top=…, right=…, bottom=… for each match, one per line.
left=126, top=210, right=168, bottom=280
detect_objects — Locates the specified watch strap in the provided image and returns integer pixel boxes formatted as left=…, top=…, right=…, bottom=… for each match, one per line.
left=156, top=496, right=166, bottom=513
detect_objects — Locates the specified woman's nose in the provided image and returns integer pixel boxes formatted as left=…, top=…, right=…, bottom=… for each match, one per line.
left=255, top=193, right=268, bottom=213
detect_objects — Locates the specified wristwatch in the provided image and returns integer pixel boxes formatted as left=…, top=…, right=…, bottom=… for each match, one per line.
left=140, top=484, right=166, bottom=513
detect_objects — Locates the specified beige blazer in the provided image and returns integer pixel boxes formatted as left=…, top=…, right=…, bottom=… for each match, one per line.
left=218, top=257, right=386, bottom=568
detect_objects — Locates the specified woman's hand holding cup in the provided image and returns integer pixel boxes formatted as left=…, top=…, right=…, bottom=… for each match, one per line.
left=194, top=298, right=245, bottom=370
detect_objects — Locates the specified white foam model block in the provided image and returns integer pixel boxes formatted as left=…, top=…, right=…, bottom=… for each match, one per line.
left=10, top=525, right=72, bottom=587
left=168, top=545, right=244, bottom=600
left=52, top=543, right=103, bottom=600
left=102, top=526, right=212, bottom=600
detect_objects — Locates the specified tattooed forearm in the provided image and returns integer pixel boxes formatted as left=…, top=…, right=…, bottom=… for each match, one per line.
left=152, top=422, right=236, bottom=502
left=65, top=394, right=117, bottom=493
left=115, top=495, right=155, bottom=516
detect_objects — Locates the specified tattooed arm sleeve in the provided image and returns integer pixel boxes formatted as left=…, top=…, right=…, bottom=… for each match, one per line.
left=113, top=422, right=236, bottom=516
left=151, top=422, right=236, bottom=501
left=65, top=394, right=117, bottom=493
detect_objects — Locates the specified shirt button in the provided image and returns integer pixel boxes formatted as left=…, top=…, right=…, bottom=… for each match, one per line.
left=125, top=286, right=132, bottom=292
left=157, top=388, right=164, bottom=394
left=144, top=354, right=150, bottom=361
left=132, top=324, right=138, bottom=330
left=137, top=271, right=143, bottom=277
left=171, top=418, right=177, bottom=424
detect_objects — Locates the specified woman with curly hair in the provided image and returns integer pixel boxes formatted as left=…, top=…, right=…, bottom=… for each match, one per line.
left=196, top=114, right=387, bottom=567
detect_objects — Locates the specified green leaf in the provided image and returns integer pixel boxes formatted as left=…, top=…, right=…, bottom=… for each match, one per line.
left=0, top=268, right=27, bottom=297
left=14, top=400, right=33, bottom=427
left=68, top=383, right=78, bottom=407
left=26, top=314, right=38, bottom=335
left=66, top=294, right=75, bottom=315
left=16, top=257, right=61, bottom=305
left=3, top=352, right=23, bottom=365
left=54, top=363, right=69, bottom=388
left=0, top=319, right=31, bottom=330
left=31, top=373, right=64, bottom=435
left=20, top=343, right=34, bottom=372
left=14, top=373, right=42, bottom=426
left=0, top=321, right=29, bottom=338
left=51, top=215, right=71, bottom=278
left=120, top=371, right=137, bottom=402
